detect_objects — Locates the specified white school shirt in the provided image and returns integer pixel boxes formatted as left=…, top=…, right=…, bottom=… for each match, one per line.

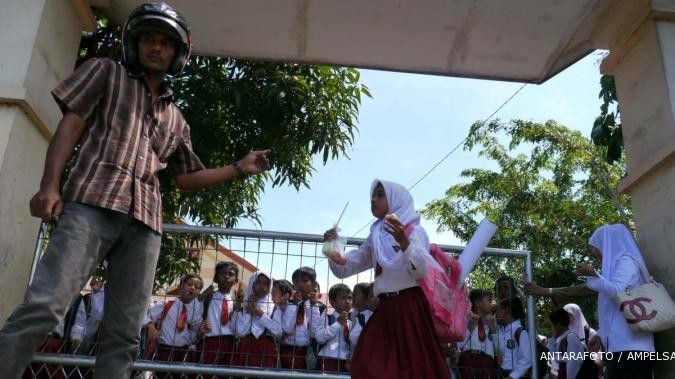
left=496, top=320, right=532, bottom=379
left=233, top=298, right=283, bottom=339
left=459, top=317, right=498, bottom=358
left=549, top=330, right=585, bottom=379
left=311, top=308, right=352, bottom=360
left=54, top=300, right=86, bottom=341
left=348, top=309, right=373, bottom=347
left=329, top=228, right=429, bottom=296
left=203, top=291, right=239, bottom=337
left=145, top=298, right=203, bottom=347
left=282, top=301, right=314, bottom=347
left=83, top=289, right=105, bottom=344
left=585, top=256, right=655, bottom=353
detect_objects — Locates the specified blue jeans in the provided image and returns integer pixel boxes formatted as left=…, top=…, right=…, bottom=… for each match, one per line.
left=0, top=202, right=161, bottom=378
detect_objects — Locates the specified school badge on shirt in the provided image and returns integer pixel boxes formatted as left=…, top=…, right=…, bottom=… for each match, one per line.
left=506, top=338, right=516, bottom=349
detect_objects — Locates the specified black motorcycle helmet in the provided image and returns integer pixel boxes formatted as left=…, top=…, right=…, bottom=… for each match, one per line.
left=122, top=2, right=191, bottom=77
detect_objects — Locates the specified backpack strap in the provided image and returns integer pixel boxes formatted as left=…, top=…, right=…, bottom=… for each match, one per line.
left=583, top=326, right=590, bottom=343
left=514, top=326, right=523, bottom=347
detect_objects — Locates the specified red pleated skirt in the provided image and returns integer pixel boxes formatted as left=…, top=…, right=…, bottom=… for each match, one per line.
left=351, top=286, right=451, bottom=379
left=232, top=334, right=277, bottom=368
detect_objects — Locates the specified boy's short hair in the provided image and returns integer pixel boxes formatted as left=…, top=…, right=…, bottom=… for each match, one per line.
left=214, top=261, right=239, bottom=278
left=180, top=273, right=203, bottom=288
left=499, top=297, right=525, bottom=320
left=273, top=279, right=294, bottom=297
left=353, top=282, right=371, bottom=298
left=469, top=289, right=492, bottom=310
left=549, top=308, right=571, bottom=327
left=292, top=266, right=317, bottom=283
left=328, top=283, right=351, bottom=301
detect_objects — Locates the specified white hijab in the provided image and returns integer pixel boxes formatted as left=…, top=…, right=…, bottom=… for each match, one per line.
left=587, top=224, right=647, bottom=340
left=243, top=271, right=274, bottom=337
left=588, top=224, right=647, bottom=280
left=369, top=179, right=437, bottom=272
left=563, top=303, right=589, bottom=341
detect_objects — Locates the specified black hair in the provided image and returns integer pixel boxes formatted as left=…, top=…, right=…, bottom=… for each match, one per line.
left=214, top=261, right=239, bottom=278
left=549, top=308, right=571, bottom=327
left=469, top=289, right=492, bottom=312
left=499, top=297, right=525, bottom=320
left=292, top=266, right=317, bottom=283
left=180, top=273, right=203, bottom=288
left=273, top=279, right=294, bottom=297
left=328, top=283, right=351, bottom=301
left=353, top=282, right=371, bottom=298
left=495, top=275, right=520, bottom=300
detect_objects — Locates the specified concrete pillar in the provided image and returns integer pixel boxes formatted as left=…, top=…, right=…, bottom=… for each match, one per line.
left=601, top=5, right=675, bottom=378
left=0, top=0, right=94, bottom=321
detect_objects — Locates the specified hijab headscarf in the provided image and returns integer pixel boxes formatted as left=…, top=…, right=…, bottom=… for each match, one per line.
left=564, top=303, right=589, bottom=340
left=588, top=224, right=647, bottom=280
left=243, top=271, right=274, bottom=338
left=587, top=224, right=647, bottom=343
left=369, top=179, right=440, bottom=273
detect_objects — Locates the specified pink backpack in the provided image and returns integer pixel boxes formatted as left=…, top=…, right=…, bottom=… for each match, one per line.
left=405, top=224, right=470, bottom=343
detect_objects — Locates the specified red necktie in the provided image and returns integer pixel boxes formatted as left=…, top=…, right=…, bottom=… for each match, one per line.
left=296, top=301, right=305, bottom=325
left=176, top=304, right=188, bottom=332
left=478, top=318, right=486, bottom=342
left=341, top=318, right=351, bottom=346
left=221, top=299, right=229, bottom=326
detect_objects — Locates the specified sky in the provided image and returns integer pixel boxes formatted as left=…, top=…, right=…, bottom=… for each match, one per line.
left=213, top=52, right=607, bottom=290
left=253, top=52, right=605, bottom=244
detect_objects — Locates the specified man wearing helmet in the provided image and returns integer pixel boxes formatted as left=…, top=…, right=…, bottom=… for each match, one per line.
left=0, top=3, right=271, bottom=378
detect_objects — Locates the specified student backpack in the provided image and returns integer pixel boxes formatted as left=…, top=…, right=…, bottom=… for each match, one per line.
left=514, top=326, right=548, bottom=379
left=404, top=224, right=470, bottom=343
left=559, top=332, right=599, bottom=379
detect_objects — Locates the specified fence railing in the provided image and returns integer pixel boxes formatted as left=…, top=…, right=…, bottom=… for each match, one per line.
left=25, top=223, right=537, bottom=379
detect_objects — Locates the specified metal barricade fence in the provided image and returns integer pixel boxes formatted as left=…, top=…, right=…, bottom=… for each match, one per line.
left=24, top=223, right=538, bottom=379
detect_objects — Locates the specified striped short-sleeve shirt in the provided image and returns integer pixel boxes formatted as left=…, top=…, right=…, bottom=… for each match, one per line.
left=51, top=58, right=205, bottom=233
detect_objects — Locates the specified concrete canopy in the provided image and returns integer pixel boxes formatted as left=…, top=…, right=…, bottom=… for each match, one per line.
left=94, top=0, right=618, bottom=84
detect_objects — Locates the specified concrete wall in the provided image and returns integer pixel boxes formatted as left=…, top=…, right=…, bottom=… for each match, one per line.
left=612, top=18, right=675, bottom=377
left=0, top=0, right=83, bottom=321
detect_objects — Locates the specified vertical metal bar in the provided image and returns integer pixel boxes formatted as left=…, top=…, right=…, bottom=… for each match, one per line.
left=28, top=221, right=48, bottom=287
left=525, top=251, right=538, bottom=379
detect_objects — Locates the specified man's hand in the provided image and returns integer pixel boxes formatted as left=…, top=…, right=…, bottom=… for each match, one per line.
left=337, top=311, right=348, bottom=324
left=199, top=320, right=212, bottom=335
left=71, top=339, right=81, bottom=352
left=576, top=263, right=598, bottom=277
left=238, top=150, right=271, bottom=175
left=29, top=185, right=63, bottom=221
left=524, top=282, right=548, bottom=296
left=199, top=285, right=215, bottom=302
left=147, top=323, right=160, bottom=344
left=291, top=291, right=303, bottom=303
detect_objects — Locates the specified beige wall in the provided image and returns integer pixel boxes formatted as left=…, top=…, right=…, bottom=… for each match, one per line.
left=611, top=18, right=675, bottom=377
left=0, top=0, right=84, bottom=321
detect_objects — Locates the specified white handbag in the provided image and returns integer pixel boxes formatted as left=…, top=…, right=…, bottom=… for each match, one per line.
left=613, top=257, right=675, bottom=333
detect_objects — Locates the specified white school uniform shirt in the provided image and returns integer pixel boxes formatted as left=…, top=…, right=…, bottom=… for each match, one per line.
left=311, top=307, right=353, bottom=360
left=459, top=317, right=498, bottom=358
left=549, top=330, right=585, bottom=379
left=585, top=257, right=655, bottom=353
left=145, top=298, right=203, bottom=347
left=348, top=309, right=373, bottom=347
left=329, top=227, right=430, bottom=296
left=282, top=301, right=314, bottom=347
left=496, top=320, right=532, bottom=379
left=233, top=297, right=283, bottom=339
left=83, top=289, right=105, bottom=344
left=54, top=300, right=87, bottom=341
left=203, top=291, right=239, bottom=337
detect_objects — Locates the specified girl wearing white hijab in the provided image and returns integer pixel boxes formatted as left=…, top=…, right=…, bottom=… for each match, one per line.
left=563, top=303, right=596, bottom=344
left=325, top=179, right=450, bottom=379
left=232, top=271, right=283, bottom=368
left=576, top=224, right=654, bottom=379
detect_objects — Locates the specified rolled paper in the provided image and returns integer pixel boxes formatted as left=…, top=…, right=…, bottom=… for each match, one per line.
left=457, top=219, right=497, bottom=285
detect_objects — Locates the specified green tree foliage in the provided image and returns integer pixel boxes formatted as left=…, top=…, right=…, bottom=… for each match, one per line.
left=422, top=119, right=631, bottom=328
left=77, top=21, right=369, bottom=290
left=592, top=75, right=623, bottom=164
